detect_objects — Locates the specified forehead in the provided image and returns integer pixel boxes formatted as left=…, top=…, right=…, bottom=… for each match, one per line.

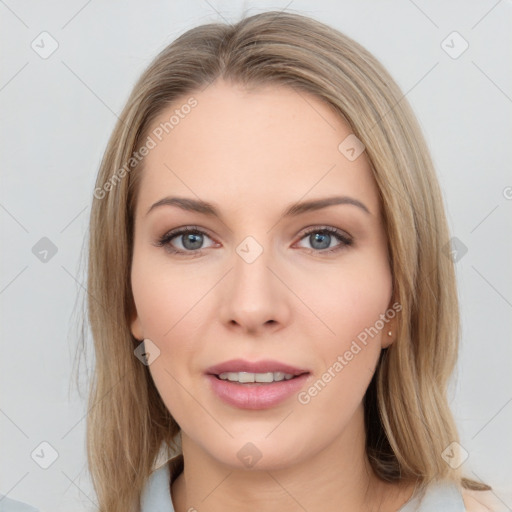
left=136, top=79, right=380, bottom=218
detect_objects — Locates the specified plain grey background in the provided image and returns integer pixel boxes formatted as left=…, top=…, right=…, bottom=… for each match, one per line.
left=1, top=1, right=511, bottom=510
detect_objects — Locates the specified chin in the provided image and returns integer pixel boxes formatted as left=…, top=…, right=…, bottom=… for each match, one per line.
left=200, top=433, right=310, bottom=472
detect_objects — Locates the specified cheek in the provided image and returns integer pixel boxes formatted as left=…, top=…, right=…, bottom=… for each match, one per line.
left=300, top=253, right=392, bottom=353
left=131, top=266, right=207, bottom=426
left=131, top=255, right=208, bottom=338
left=295, top=267, right=391, bottom=426
left=130, top=254, right=211, bottom=381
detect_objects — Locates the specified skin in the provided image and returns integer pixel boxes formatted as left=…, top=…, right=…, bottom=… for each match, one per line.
left=130, top=79, right=417, bottom=512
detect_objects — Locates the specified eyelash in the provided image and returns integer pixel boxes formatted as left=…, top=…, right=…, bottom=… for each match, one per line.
left=155, top=225, right=353, bottom=257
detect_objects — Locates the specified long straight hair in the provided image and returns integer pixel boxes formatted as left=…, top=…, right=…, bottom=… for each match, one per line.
left=83, top=10, right=490, bottom=511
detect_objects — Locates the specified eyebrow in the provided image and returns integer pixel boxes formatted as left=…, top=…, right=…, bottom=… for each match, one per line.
left=146, top=195, right=371, bottom=218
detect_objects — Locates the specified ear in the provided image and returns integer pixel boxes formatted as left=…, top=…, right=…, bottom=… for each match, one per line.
left=381, top=297, right=400, bottom=349
left=130, top=312, right=144, bottom=341
left=381, top=316, right=397, bottom=349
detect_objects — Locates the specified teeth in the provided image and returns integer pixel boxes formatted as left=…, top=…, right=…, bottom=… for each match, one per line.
left=218, top=371, right=295, bottom=383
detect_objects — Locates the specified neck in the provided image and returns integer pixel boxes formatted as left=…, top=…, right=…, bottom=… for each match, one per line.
left=171, top=405, right=413, bottom=512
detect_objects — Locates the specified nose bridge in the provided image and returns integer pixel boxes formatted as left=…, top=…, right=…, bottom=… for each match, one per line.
left=233, top=236, right=272, bottom=296
left=219, top=234, right=290, bottom=332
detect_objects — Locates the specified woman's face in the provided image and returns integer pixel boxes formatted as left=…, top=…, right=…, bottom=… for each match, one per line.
left=130, top=80, right=396, bottom=470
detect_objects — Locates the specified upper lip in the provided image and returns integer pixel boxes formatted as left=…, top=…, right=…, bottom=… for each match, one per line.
left=206, top=359, right=309, bottom=376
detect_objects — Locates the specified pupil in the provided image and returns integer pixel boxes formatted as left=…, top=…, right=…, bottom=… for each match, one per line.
left=311, top=232, right=330, bottom=250
left=183, top=233, right=203, bottom=250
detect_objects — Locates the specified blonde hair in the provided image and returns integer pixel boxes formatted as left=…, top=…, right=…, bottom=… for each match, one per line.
left=82, top=10, right=490, bottom=511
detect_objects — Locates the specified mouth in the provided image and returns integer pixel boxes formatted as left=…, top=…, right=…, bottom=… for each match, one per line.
left=216, top=371, right=297, bottom=383
left=205, top=359, right=310, bottom=409
left=206, top=358, right=309, bottom=382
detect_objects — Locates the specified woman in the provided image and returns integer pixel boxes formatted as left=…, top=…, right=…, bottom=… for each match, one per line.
left=85, top=11, right=498, bottom=512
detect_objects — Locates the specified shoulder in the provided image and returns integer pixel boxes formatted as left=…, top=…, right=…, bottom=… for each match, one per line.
left=462, top=489, right=501, bottom=512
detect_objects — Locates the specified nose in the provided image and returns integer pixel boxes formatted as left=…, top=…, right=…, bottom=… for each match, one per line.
left=218, top=242, right=291, bottom=335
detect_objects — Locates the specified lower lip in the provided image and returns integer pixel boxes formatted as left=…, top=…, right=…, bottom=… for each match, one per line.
left=206, top=374, right=309, bottom=410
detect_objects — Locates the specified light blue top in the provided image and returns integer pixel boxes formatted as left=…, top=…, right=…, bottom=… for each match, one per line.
left=0, top=496, right=39, bottom=512
left=140, top=459, right=467, bottom=511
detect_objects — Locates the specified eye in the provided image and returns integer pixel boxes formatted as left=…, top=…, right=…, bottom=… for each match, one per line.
left=156, top=226, right=217, bottom=255
left=295, top=226, right=353, bottom=254
left=155, top=225, right=353, bottom=256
